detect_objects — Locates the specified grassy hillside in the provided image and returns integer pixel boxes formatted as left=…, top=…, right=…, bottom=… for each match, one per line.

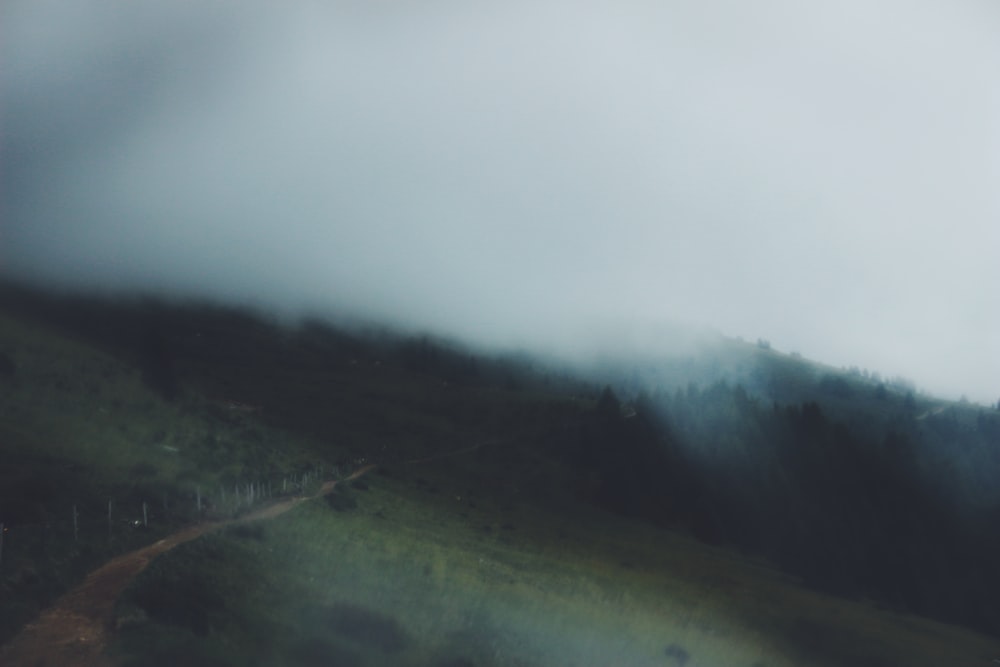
left=0, top=306, right=334, bottom=644
left=1, top=283, right=999, bottom=666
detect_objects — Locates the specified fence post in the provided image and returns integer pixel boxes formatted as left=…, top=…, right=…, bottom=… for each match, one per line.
left=143, top=501, right=148, bottom=528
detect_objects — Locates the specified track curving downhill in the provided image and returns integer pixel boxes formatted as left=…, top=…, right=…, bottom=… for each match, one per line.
left=0, top=467, right=374, bottom=667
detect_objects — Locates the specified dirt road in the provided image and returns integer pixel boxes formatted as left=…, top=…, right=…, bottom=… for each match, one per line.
left=0, top=471, right=369, bottom=667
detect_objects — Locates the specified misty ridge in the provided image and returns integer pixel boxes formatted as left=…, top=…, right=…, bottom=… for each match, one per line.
left=2, top=280, right=999, bottom=639
left=2, top=3, right=999, bottom=663
left=3, top=0, right=998, bottom=409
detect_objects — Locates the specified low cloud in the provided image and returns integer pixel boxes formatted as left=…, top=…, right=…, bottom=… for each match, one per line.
left=2, top=0, right=998, bottom=402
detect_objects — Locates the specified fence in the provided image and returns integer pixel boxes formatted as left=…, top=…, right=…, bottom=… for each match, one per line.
left=0, top=463, right=336, bottom=570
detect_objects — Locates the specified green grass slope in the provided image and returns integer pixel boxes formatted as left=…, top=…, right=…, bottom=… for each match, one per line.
left=108, top=466, right=1000, bottom=667
left=1, top=286, right=998, bottom=665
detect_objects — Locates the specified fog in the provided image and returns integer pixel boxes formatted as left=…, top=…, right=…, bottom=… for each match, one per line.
left=2, top=0, right=998, bottom=403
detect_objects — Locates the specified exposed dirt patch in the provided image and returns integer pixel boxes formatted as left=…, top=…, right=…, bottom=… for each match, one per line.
left=0, top=470, right=370, bottom=667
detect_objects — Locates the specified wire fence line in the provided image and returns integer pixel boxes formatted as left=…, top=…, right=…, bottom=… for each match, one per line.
left=0, top=463, right=341, bottom=570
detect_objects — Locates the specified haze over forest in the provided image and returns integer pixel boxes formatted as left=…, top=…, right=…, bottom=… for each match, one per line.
left=2, top=0, right=998, bottom=403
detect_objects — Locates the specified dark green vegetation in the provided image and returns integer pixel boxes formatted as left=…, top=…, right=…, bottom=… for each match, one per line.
left=587, top=382, right=1000, bottom=630
left=1, top=280, right=999, bottom=665
left=583, top=344, right=1000, bottom=633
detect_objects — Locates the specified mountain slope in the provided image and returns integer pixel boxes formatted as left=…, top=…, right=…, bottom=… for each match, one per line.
left=1, top=283, right=998, bottom=666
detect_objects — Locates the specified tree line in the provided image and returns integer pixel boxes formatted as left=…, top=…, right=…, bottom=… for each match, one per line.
left=562, top=382, right=1000, bottom=637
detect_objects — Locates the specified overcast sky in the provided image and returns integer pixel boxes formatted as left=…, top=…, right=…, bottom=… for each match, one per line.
left=2, top=0, right=998, bottom=402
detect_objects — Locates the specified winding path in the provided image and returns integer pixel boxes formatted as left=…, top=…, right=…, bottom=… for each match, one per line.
left=0, top=468, right=373, bottom=667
